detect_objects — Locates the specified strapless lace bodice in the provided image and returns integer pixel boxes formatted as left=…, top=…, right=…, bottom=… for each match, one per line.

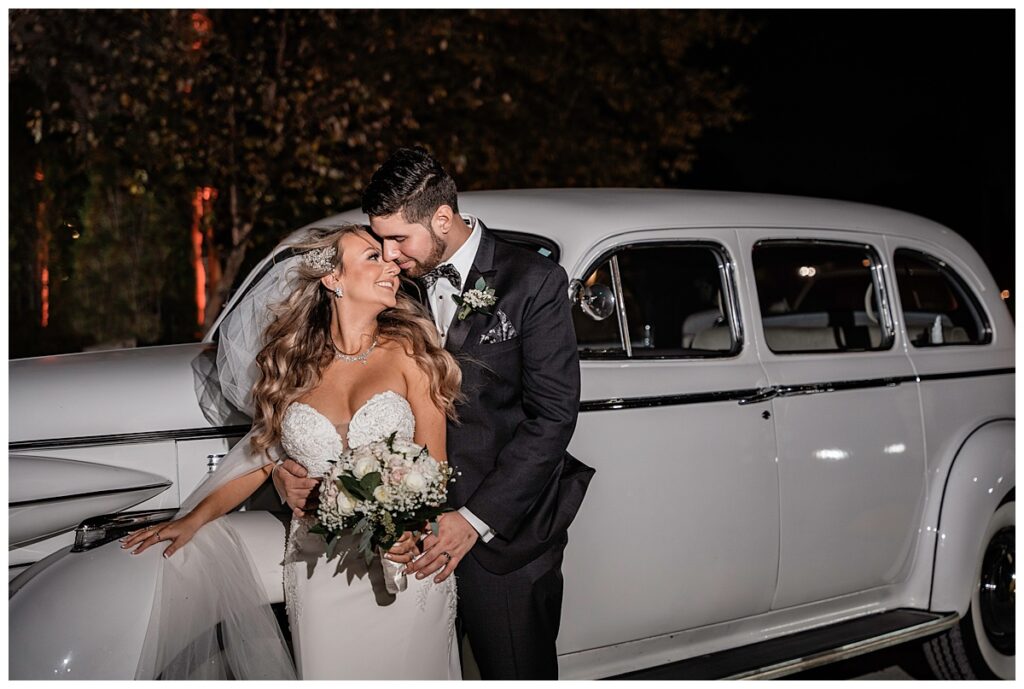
left=280, top=391, right=416, bottom=477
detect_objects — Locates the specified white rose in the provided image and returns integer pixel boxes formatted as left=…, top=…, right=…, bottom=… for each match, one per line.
left=419, top=457, right=441, bottom=480
left=335, top=489, right=356, bottom=516
left=373, top=485, right=391, bottom=504
left=402, top=471, right=427, bottom=493
left=353, top=456, right=379, bottom=480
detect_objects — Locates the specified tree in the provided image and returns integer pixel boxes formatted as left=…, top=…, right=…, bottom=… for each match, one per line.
left=10, top=9, right=754, bottom=351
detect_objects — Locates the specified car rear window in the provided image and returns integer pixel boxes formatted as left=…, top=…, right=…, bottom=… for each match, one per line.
left=893, top=249, right=992, bottom=346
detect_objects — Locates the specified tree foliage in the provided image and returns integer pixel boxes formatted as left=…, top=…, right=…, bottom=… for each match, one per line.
left=10, top=9, right=754, bottom=353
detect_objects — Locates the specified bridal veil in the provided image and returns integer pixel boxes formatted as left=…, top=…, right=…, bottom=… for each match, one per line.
left=136, top=243, right=312, bottom=679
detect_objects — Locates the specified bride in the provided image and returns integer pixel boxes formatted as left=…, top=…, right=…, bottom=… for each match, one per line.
left=123, top=224, right=463, bottom=680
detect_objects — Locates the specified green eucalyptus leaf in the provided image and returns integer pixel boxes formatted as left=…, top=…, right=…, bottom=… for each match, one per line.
left=361, top=471, right=383, bottom=495
left=339, top=475, right=369, bottom=501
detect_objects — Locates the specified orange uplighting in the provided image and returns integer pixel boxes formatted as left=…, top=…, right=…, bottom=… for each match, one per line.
left=191, top=12, right=210, bottom=52
left=192, top=186, right=218, bottom=327
left=40, top=267, right=50, bottom=327
left=33, top=169, right=45, bottom=182
left=1000, top=290, right=1010, bottom=300
left=192, top=189, right=207, bottom=326
left=191, top=12, right=211, bottom=33
left=35, top=189, right=50, bottom=328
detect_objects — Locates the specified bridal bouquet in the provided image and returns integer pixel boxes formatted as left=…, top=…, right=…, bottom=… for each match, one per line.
left=311, top=432, right=454, bottom=569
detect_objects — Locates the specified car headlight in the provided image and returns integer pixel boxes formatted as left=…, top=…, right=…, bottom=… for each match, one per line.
left=73, top=508, right=179, bottom=552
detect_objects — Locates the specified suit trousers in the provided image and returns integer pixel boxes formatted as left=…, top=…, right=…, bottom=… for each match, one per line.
left=456, top=536, right=567, bottom=679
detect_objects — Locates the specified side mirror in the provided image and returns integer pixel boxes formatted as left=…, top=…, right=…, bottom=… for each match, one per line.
left=569, top=279, right=616, bottom=321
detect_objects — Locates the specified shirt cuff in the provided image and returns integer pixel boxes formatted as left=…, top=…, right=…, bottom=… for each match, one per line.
left=458, top=506, right=495, bottom=543
left=271, top=462, right=287, bottom=505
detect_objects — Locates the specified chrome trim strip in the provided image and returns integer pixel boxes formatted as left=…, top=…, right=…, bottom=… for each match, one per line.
left=9, top=424, right=251, bottom=452
left=609, top=254, right=631, bottom=357
left=719, top=254, right=744, bottom=348
left=9, top=481, right=172, bottom=508
left=581, top=388, right=763, bottom=412
left=917, top=367, right=1014, bottom=382
left=726, top=612, right=959, bottom=680
left=579, top=368, right=1014, bottom=412
left=775, top=376, right=908, bottom=397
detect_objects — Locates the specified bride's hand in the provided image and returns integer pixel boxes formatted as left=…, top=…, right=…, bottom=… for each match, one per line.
left=384, top=531, right=420, bottom=565
left=121, top=514, right=203, bottom=558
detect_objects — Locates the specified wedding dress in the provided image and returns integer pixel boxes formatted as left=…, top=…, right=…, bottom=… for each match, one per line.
left=135, top=390, right=459, bottom=680
left=280, top=390, right=460, bottom=680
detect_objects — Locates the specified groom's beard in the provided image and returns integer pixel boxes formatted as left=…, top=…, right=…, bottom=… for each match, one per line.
left=401, top=229, right=447, bottom=278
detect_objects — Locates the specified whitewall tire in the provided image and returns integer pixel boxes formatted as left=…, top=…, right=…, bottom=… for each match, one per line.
left=924, top=497, right=1014, bottom=679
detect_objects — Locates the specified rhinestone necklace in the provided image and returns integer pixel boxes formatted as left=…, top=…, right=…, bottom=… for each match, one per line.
left=332, top=336, right=378, bottom=365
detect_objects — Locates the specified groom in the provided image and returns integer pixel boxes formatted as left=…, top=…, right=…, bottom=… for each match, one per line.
left=275, top=147, right=593, bottom=679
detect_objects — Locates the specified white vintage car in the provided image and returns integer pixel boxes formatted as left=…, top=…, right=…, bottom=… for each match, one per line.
left=9, top=190, right=1014, bottom=680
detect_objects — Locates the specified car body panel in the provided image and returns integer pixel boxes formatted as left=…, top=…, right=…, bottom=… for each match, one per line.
left=9, top=343, right=216, bottom=443
left=731, top=227, right=928, bottom=607
left=8, top=511, right=286, bottom=680
left=929, top=420, right=1015, bottom=615
left=9, top=454, right=172, bottom=547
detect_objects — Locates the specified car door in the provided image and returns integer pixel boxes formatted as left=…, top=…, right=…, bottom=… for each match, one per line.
left=741, top=230, right=927, bottom=610
left=558, top=229, right=780, bottom=655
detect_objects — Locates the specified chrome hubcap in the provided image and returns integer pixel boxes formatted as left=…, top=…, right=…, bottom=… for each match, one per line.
left=979, top=526, right=1014, bottom=655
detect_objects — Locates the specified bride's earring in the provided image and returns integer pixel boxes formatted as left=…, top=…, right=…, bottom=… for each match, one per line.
left=333, top=286, right=343, bottom=298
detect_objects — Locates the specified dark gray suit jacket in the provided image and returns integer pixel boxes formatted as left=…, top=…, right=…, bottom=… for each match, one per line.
left=437, top=225, right=595, bottom=575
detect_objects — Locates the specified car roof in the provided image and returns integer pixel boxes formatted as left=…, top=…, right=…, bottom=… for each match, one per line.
left=334, top=188, right=960, bottom=242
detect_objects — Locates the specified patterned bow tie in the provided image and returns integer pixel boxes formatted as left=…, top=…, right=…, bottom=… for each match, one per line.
left=420, top=263, right=462, bottom=291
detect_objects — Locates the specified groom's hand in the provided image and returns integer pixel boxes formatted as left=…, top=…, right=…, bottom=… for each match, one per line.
left=406, top=511, right=478, bottom=583
left=272, top=458, right=320, bottom=517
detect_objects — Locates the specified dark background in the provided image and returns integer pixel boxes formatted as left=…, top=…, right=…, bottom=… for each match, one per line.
left=688, top=9, right=1013, bottom=292
left=8, top=9, right=1014, bottom=358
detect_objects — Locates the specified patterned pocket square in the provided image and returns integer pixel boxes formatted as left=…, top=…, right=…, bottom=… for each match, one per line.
left=479, top=309, right=518, bottom=344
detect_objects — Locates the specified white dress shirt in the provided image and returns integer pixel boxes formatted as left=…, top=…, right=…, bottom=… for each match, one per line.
left=427, top=215, right=495, bottom=543
left=428, top=214, right=482, bottom=345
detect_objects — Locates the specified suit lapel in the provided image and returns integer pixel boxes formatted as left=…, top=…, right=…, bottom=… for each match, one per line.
left=444, top=224, right=497, bottom=356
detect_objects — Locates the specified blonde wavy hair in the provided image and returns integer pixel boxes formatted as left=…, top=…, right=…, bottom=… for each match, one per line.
left=249, top=224, right=462, bottom=457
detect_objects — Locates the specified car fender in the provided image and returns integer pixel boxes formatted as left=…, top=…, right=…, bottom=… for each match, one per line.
left=9, top=511, right=287, bottom=680
left=930, top=419, right=1014, bottom=616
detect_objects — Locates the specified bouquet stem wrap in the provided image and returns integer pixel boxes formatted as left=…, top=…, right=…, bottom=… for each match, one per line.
left=379, top=547, right=408, bottom=595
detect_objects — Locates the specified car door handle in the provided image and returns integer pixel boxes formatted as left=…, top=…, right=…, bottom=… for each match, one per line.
left=738, top=387, right=779, bottom=405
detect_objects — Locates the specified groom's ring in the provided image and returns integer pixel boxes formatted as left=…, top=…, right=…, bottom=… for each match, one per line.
left=441, top=551, right=452, bottom=562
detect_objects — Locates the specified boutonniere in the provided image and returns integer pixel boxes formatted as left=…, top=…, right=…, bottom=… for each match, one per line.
left=452, top=277, right=498, bottom=320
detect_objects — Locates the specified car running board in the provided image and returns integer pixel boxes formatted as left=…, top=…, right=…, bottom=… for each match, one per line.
left=607, top=608, right=959, bottom=680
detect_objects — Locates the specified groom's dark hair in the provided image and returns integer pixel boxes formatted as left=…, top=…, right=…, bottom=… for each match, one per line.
left=361, top=146, right=459, bottom=226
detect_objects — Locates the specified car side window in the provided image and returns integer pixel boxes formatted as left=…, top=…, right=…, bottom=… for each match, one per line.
left=893, top=249, right=992, bottom=346
left=573, top=243, right=739, bottom=359
left=752, top=241, right=894, bottom=354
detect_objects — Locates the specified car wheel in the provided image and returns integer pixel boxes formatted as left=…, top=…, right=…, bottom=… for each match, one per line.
left=923, top=498, right=1014, bottom=679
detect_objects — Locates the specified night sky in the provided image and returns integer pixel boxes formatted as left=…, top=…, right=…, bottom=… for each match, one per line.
left=683, top=10, right=1014, bottom=300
